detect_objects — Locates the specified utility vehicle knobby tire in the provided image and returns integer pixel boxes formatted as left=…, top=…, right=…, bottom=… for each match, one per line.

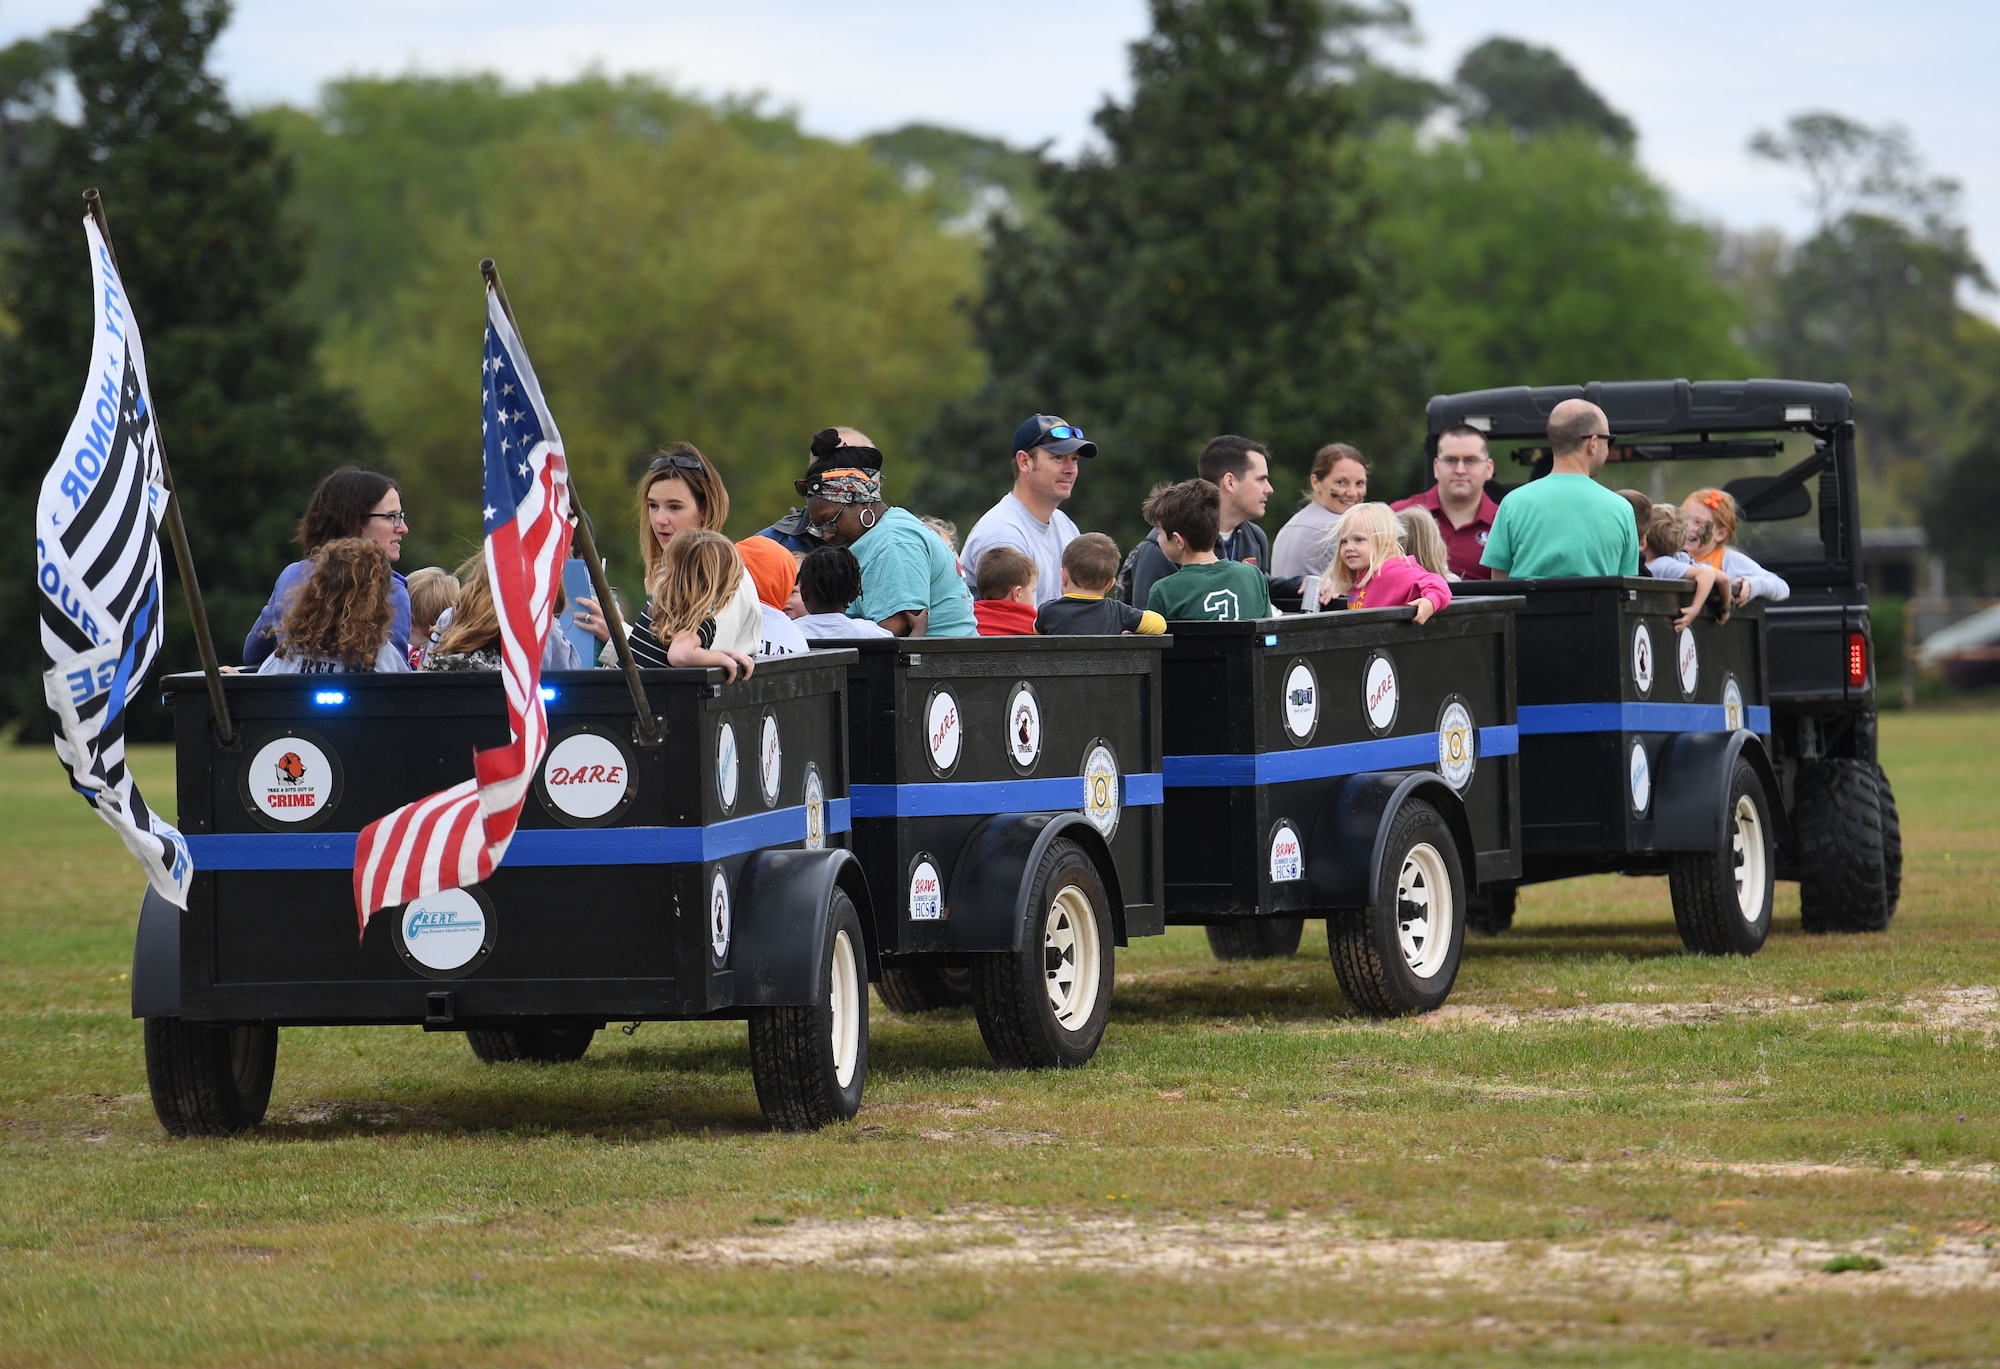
left=1466, top=883, right=1517, bottom=937
left=747, top=891, right=868, bottom=1130
left=875, top=961, right=973, bottom=1013
left=1796, top=758, right=1890, bottom=934
left=465, top=1025, right=597, bottom=1063
left=1204, top=918, right=1304, bottom=961
left=971, top=838, right=1115, bottom=1068
left=1875, top=763, right=1903, bottom=918
left=1326, top=800, right=1464, bottom=1017
left=144, top=1018, right=278, bottom=1137
left=1667, top=757, right=1774, bottom=955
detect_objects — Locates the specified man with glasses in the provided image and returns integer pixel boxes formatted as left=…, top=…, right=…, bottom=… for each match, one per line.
left=1393, top=423, right=1501, bottom=580
left=1480, top=399, right=1637, bottom=579
left=958, top=414, right=1096, bottom=606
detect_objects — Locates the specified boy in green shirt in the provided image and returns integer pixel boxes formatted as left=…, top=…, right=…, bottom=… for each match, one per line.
left=1144, top=479, right=1272, bottom=622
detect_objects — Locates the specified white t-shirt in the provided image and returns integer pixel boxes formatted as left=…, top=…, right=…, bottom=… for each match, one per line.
left=758, top=604, right=810, bottom=657
left=1270, top=501, right=1342, bottom=579
left=959, top=492, right=1078, bottom=606
left=797, top=611, right=891, bottom=639
left=258, top=643, right=409, bottom=674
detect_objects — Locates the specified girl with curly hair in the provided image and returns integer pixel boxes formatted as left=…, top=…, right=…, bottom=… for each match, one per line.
left=256, top=538, right=409, bottom=674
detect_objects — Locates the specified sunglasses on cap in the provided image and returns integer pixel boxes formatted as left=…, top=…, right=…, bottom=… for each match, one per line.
left=1035, top=423, right=1085, bottom=445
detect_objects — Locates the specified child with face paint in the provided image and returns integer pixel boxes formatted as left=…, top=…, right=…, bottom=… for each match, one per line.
left=1679, top=488, right=1790, bottom=607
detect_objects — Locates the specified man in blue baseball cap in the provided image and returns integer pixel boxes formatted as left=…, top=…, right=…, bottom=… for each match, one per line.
left=958, top=413, right=1098, bottom=606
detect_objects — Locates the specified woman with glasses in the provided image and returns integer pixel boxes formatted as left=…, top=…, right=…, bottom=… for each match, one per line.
left=1270, top=443, right=1368, bottom=580
left=243, top=468, right=410, bottom=669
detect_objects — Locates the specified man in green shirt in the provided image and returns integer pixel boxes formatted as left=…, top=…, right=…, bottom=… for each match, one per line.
left=1145, top=479, right=1272, bottom=622
left=1480, top=399, right=1639, bottom=579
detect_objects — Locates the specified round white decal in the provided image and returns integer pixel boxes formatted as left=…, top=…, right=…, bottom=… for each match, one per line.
left=1437, top=700, right=1476, bottom=791
left=541, top=731, right=629, bottom=820
left=909, top=859, right=943, bottom=922
left=803, top=763, right=825, bottom=850
left=1632, top=623, right=1655, bottom=695
left=709, top=869, right=732, bottom=961
left=716, top=722, right=739, bottom=812
left=1007, top=685, right=1042, bottom=769
left=1723, top=676, right=1745, bottom=732
left=247, top=735, right=335, bottom=823
left=1629, top=739, right=1652, bottom=814
left=1269, top=823, right=1304, bottom=883
left=758, top=714, right=782, bottom=806
left=1363, top=654, right=1399, bottom=732
left=1282, top=661, right=1319, bottom=741
left=926, top=689, right=962, bottom=773
left=400, top=889, right=488, bottom=972
left=1677, top=628, right=1700, bottom=696
left=1082, top=743, right=1121, bottom=839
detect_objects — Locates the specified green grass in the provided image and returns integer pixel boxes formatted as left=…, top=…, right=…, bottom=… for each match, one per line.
left=3, top=712, right=1999, bottom=1365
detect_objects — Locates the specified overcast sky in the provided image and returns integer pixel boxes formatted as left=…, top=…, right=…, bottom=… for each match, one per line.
left=5, top=0, right=1996, bottom=312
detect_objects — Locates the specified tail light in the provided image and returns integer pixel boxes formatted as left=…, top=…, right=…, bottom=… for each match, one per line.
left=1847, top=632, right=1869, bottom=688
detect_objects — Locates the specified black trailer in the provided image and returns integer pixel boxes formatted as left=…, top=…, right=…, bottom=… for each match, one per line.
left=828, top=636, right=1166, bottom=1067
left=1159, top=600, right=1522, bottom=1014
left=1428, top=379, right=1900, bottom=937
left=135, top=654, right=873, bottom=1135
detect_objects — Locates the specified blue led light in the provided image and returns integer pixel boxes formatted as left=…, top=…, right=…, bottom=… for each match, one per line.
left=1264, top=634, right=1279, bottom=647
left=313, top=690, right=347, bottom=706
left=539, top=686, right=559, bottom=703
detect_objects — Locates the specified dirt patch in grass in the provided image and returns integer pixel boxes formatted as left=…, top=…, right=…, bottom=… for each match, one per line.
left=1416, top=986, right=2000, bottom=1037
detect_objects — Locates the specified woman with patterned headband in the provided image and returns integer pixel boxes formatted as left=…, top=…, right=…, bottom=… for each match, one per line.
left=798, top=427, right=976, bottom=638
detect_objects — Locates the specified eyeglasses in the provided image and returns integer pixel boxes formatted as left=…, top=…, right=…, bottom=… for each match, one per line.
left=1589, top=433, right=1616, bottom=444
left=365, top=511, right=409, bottom=528
left=1437, top=455, right=1489, bottom=469
left=1035, top=424, right=1085, bottom=445
left=649, top=453, right=708, bottom=475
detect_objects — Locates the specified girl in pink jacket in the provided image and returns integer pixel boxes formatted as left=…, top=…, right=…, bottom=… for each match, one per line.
left=1318, top=502, right=1453, bottom=623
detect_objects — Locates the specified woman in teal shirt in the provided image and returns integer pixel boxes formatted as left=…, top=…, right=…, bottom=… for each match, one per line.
left=800, top=433, right=976, bottom=638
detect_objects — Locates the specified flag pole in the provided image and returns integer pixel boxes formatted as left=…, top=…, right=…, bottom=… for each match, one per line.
left=479, top=258, right=664, bottom=747
left=82, top=190, right=236, bottom=747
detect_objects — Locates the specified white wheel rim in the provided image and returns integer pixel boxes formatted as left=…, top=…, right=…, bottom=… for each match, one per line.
left=1396, top=842, right=1453, bottom=978
left=829, top=928, right=861, bottom=1089
left=1044, top=885, right=1102, bottom=1030
left=1731, top=794, right=1767, bottom=924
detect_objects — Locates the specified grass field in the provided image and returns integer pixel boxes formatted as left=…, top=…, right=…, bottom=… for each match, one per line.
left=2, top=711, right=1997, bottom=1366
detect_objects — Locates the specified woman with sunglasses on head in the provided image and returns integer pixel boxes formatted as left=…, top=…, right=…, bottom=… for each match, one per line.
left=798, top=427, right=976, bottom=638
left=571, top=442, right=762, bottom=677
left=243, top=468, right=411, bottom=669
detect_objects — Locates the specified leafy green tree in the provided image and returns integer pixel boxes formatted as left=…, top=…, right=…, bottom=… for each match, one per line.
left=0, top=0, right=377, bottom=731
left=916, top=0, right=1424, bottom=539
left=865, top=123, right=1048, bottom=231
left=1454, top=37, right=1634, bottom=148
left=1924, top=403, right=2000, bottom=594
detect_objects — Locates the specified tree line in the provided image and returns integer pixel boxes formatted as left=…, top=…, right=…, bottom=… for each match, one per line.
left=1, top=0, right=1994, bottom=735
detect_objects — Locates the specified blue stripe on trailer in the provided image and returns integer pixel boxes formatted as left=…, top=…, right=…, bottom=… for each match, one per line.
left=848, top=772, right=1168, bottom=819
left=1517, top=703, right=1771, bottom=736
left=1163, top=726, right=1518, bottom=788
left=186, top=799, right=853, bottom=871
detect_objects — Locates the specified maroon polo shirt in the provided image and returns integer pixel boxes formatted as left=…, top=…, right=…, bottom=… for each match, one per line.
left=1392, top=486, right=1501, bottom=581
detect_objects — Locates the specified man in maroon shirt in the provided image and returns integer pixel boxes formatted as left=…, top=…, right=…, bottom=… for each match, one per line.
left=1394, top=423, right=1501, bottom=580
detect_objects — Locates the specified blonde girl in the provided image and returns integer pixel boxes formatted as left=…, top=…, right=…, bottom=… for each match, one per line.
left=1321, top=502, right=1452, bottom=624
left=1395, top=506, right=1455, bottom=580
left=648, top=529, right=757, bottom=680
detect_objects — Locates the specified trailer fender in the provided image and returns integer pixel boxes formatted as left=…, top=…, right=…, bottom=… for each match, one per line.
left=131, top=887, right=181, bottom=1018
left=1652, top=730, right=1788, bottom=854
left=1305, top=772, right=1474, bottom=911
left=732, top=848, right=873, bottom=1005
left=945, top=812, right=1127, bottom=953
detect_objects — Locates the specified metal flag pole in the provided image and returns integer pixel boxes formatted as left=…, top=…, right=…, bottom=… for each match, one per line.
left=82, top=189, right=236, bottom=746
left=479, top=257, right=663, bottom=746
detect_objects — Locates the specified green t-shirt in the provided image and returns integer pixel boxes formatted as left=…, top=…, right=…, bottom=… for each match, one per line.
left=1146, top=558, right=1272, bottom=622
left=1480, top=473, right=1640, bottom=579
left=847, top=506, right=978, bottom=637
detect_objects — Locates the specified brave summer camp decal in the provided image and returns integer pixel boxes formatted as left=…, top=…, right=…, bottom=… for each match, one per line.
left=538, top=729, right=633, bottom=823
left=1269, top=821, right=1304, bottom=883
left=244, top=733, right=338, bottom=827
left=908, top=856, right=944, bottom=922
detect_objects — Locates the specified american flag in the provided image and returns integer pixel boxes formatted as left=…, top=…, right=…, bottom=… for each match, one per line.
left=351, top=287, right=573, bottom=933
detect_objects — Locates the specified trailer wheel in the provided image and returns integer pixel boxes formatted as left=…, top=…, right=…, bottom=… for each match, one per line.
left=1467, top=883, right=1517, bottom=937
left=1327, top=801, right=1464, bottom=1017
left=465, top=1025, right=597, bottom=1063
left=1204, top=918, right=1303, bottom=961
left=1875, top=763, right=1903, bottom=918
left=748, top=890, right=868, bottom=1130
left=971, top=838, right=1114, bottom=1068
left=144, top=1018, right=277, bottom=1137
left=1667, top=758, right=1774, bottom=955
left=875, top=961, right=973, bottom=1013
left=1795, top=758, right=1891, bottom=934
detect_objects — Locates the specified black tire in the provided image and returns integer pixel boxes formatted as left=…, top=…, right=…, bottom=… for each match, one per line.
left=748, top=890, right=868, bottom=1130
left=465, top=1025, right=597, bottom=1063
left=1667, top=757, right=1774, bottom=955
left=1796, top=758, right=1890, bottom=933
left=875, top=961, right=973, bottom=1013
left=1875, top=763, right=1903, bottom=918
left=144, top=1018, right=278, bottom=1137
left=1204, top=918, right=1304, bottom=960
left=1327, top=800, right=1464, bottom=1017
left=971, top=837, right=1115, bottom=1068
left=1466, top=883, right=1517, bottom=937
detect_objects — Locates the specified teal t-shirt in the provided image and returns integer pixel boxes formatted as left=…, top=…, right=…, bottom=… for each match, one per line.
left=848, top=506, right=978, bottom=637
left=1146, top=559, right=1271, bottom=622
left=1480, top=474, right=1640, bottom=579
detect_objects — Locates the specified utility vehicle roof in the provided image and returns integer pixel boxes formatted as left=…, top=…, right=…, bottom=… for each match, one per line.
left=1425, top=380, right=1852, bottom=441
